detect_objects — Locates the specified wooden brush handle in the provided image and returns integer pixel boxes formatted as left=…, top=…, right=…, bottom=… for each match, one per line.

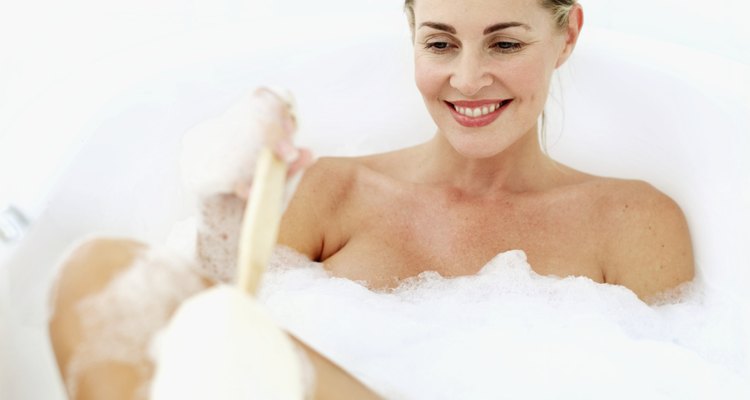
left=236, top=148, right=287, bottom=295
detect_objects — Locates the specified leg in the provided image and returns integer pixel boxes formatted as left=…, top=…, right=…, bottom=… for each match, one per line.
left=49, top=238, right=209, bottom=399
left=48, top=238, right=381, bottom=399
left=49, top=238, right=145, bottom=399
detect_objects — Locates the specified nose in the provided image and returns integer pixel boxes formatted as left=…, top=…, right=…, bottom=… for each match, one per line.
left=449, top=51, right=493, bottom=97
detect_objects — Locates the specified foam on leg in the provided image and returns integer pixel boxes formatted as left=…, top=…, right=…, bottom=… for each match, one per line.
left=49, top=240, right=208, bottom=399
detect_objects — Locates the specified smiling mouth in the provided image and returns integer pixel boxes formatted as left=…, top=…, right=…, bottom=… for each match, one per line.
left=446, top=99, right=513, bottom=118
left=444, top=99, right=513, bottom=128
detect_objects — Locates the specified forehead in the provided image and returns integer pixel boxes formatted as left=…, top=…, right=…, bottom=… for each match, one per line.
left=413, top=0, right=550, bottom=32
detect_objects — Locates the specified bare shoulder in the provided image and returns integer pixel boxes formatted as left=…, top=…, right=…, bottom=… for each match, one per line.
left=292, top=156, right=360, bottom=196
left=594, top=178, right=695, bottom=302
left=278, top=156, right=362, bottom=260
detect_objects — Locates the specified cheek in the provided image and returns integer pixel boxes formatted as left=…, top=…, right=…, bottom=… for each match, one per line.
left=505, top=61, right=547, bottom=98
left=414, top=57, right=446, bottom=100
left=501, top=59, right=552, bottom=115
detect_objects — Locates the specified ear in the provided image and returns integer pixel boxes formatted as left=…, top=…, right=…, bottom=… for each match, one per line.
left=555, top=4, right=584, bottom=68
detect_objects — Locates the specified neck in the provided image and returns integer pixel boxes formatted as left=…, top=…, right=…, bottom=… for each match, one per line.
left=416, top=127, right=559, bottom=196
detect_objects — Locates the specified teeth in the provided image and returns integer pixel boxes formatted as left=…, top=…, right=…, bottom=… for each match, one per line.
left=453, top=102, right=503, bottom=118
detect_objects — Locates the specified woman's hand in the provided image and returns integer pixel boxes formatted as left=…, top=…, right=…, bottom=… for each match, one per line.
left=181, top=87, right=313, bottom=282
left=231, top=87, right=313, bottom=201
left=180, top=87, right=313, bottom=201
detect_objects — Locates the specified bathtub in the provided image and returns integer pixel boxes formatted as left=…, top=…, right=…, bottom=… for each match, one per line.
left=1, top=11, right=749, bottom=399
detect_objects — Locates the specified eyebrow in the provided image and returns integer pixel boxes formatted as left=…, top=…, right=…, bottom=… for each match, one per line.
left=483, top=22, right=531, bottom=34
left=420, top=22, right=456, bottom=34
left=418, top=21, right=531, bottom=35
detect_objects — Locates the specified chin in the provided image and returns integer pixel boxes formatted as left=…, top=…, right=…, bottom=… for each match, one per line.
left=444, top=132, right=510, bottom=159
left=432, top=108, right=530, bottom=159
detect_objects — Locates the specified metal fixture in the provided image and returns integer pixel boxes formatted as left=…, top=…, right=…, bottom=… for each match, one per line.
left=0, top=205, right=30, bottom=244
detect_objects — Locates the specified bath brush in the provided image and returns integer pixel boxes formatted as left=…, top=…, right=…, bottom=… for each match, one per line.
left=237, top=146, right=288, bottom=295
left=151, top=147, right=305, bottom=399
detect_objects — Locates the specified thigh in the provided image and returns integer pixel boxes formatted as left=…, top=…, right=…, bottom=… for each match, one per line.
left=48, top=238, right=382, bottom=400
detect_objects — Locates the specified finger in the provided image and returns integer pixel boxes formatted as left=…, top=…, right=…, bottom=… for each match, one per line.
left=287, top=148, right=314, bottom=179
left=254, top=87, right=297, bottom=138
left=281, top=112, right=297, bottom=137
left=274, top=139, right=300, bottom=164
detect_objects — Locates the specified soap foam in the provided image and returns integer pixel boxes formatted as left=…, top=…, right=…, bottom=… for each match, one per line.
left=150, top=285, right=311, bottom=400
left=259, top=246, right=750, bottom=399
left=179, top=89, right=291, bottom=198
left=68, top=248, right=206, bottom=399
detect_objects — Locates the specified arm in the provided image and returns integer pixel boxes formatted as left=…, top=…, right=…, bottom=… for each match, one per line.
left=50, top=90, right=377, bottom=399
left=604, top=181, right=695, bottom=303
left=290, top=336, right=383, bottom=399
left=182, top=88, right=310, bottom=281
left=277, top=161, right=328, bottom=260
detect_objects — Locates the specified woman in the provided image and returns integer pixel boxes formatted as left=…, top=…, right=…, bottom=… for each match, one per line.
left=281, top=0, right=694, bottom=299
left=49, top=0, right=695, bottom=398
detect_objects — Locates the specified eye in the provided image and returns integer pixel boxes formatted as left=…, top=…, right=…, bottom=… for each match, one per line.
left=492, top=41, right=524, bottom=53
left=424, top=41, right=454, bottom=53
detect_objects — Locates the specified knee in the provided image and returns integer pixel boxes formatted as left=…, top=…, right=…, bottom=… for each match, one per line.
left=51, top=238, right=147, bottom=305
left=48, top=238, right=147, bottom=373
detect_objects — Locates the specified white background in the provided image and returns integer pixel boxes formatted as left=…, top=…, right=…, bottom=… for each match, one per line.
left=0, top=0, right=749, bottom=216
left=0, top=1, right=749, bottom=399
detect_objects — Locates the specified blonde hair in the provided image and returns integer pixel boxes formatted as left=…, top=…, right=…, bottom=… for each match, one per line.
left=403, top=0, right=577, bottom=32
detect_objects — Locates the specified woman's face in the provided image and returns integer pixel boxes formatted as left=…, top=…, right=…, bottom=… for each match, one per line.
left=412, top=0, right=574, bottom=159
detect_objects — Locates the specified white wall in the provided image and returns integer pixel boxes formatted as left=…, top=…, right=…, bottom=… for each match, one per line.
left=0, top=0, right=748, bottom=219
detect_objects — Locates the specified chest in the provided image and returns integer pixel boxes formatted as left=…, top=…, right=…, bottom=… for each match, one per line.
left=322, top=184, right=606, bottom=288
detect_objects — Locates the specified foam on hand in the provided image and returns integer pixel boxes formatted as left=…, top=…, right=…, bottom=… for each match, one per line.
left=179, top=88, right=295, bottom=198
left=179, top=87, right=298, bottom=283
left=150, top=285, right=310, bottom=400
left=259, top=246, right=750, bottom=400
